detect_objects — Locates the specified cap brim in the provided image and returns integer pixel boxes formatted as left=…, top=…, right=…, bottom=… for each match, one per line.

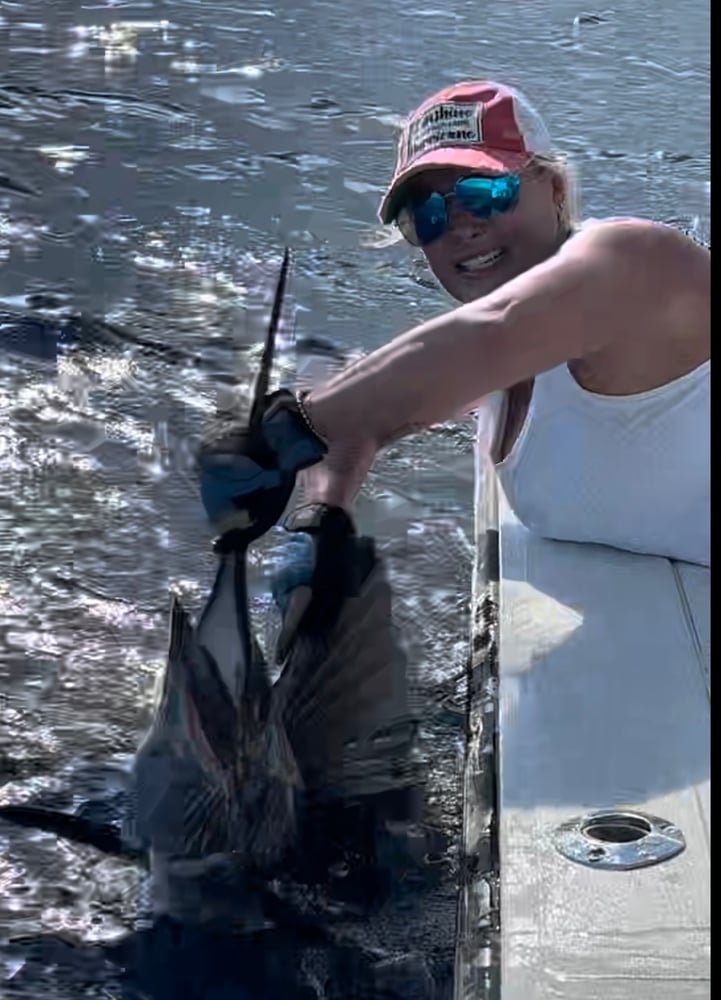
left=378, top=146, right=530, bottom=224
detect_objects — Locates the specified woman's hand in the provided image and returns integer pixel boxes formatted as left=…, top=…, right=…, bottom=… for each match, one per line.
left=198, top=389, right=328, bottom=542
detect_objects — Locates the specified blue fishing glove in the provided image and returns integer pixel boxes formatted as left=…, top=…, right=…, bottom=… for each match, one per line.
left=271, top=504, right=375, bottom=661
left=198, top=389, right=327, bottom=545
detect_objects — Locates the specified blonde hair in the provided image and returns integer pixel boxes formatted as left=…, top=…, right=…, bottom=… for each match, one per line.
left=527, top=151, right=580, bottom=233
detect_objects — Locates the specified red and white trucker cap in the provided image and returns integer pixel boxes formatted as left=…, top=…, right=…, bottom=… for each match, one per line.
left=378, top=80, right=553, bottom=224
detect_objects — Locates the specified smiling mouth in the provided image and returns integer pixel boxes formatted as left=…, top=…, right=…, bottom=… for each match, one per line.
left=457, top=249, right=505, bottom=273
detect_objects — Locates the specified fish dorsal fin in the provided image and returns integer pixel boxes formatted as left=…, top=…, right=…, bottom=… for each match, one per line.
left=273, top=538, right=420, bottom=799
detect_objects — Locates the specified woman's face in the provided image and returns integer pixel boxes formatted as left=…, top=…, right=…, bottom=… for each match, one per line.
left=400, top=165, right=567, bottom=303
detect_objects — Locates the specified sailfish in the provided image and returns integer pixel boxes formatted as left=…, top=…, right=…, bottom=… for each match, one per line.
left=0, top=249, right=422, bottom=929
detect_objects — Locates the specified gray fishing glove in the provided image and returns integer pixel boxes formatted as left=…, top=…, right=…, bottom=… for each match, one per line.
left=271, top=503, right=372, bottom=661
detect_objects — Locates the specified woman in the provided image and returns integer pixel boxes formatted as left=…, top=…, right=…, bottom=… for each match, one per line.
left=201, top=79, right=710, bottom=614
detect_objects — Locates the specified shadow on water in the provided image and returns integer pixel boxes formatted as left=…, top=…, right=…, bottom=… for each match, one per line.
left=0, top=759, right=457, bottom=998
left=2, top=858, right=455, bottom=999
left=5, top=916, right=444, bottom=1000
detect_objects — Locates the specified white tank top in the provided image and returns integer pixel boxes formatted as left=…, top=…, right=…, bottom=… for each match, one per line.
left=487, top=360, right=710, bottom=566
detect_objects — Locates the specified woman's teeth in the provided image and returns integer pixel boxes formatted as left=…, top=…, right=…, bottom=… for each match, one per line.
left=458, top=249, right=504, bottom=272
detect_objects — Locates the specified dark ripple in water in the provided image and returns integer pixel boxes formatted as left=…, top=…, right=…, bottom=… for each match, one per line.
left=0, top=0, right=709, bottom=995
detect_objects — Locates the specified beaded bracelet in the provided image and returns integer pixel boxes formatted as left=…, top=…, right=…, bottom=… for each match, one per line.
left=295, top=389, right=329, bottom=446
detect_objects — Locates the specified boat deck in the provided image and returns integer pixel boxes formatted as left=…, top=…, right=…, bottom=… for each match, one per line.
left=456, top=468, right=710, bottom=1000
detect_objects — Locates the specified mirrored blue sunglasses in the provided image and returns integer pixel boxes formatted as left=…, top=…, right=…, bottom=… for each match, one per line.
left=395, top=173, right=521, bottom=246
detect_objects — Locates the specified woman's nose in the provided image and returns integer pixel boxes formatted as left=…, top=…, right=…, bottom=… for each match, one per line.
left=445, top=197, right=489, bottom=237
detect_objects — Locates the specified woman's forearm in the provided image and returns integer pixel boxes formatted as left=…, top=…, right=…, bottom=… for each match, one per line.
left=305, top=297, right=508, bottom=451
left=293, top=298, right=510, bottom=511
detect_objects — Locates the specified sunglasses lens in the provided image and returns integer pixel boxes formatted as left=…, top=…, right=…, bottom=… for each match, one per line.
left=395, top=204, right=422, bottom=246
left=395, top=174, right=520, bottom=245
left=412, top=192, right=448, bottom=245
left=457, top=174, right=520, bottom=217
